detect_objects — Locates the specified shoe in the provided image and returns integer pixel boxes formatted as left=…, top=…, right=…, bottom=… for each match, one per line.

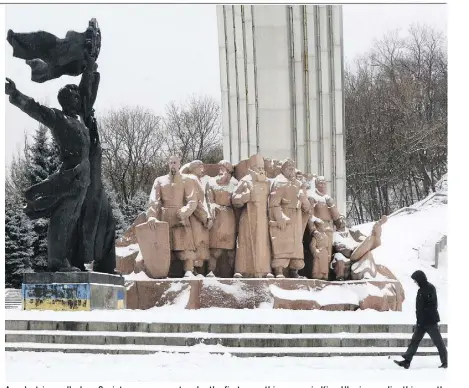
left=206, top=271, right=215, bottom=278
left=183, top=271, right=194, bottom=278
left=233, top=273, right=242, bottom=278
left=266, top=273, right=274, bottom=278
left=439, top=363, right=447, bottom=369
left=394, top=359, right=410, bottom=369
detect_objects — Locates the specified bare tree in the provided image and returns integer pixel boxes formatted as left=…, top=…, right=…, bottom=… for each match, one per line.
left=345, top=25, right=447, bottom=224
left=163, top=95, right=222, bottom=164
left=98, top=106, right=165, bottom=203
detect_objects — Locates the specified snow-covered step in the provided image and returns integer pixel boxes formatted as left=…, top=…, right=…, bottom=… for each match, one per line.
left=5, top=289, right=22, bottom=310
left=7, top=329, right=447, bottom=338
left=4, top=342, right=441, bottom=357
left=5, top=330, right=448, bottom=348
left=5, top=320, right=448, bottom=334
left=5, top=303, right=22, bottom=310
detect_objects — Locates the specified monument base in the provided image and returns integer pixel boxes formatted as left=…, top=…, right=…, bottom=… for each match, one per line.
left=22, top=272, right=126, bottom=311
left=125, top=277, right=405, bottom=312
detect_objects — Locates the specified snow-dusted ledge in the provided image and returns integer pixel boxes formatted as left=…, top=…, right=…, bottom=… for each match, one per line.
left=124, top=275, right=404, bottom=312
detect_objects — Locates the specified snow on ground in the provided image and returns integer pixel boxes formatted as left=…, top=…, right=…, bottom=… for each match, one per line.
left=125, top=270, right=152, bottom=281
left=5, top=351, right=447, bottom=382
left=354, top=202, right=447, bottom=319
left=116, top=243, right=139, bottom=257
left=269, top=282, right=396, bottom=306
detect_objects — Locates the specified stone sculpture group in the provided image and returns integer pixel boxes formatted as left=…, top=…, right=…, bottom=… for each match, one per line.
left=134, top=154, right=387, bottom=282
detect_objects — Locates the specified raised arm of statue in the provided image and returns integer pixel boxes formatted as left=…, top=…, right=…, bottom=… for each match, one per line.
left=79, top=51, right=99, bottom=120
left=5, top=77, right=57, bottom=128
left=232, top=180, right=251, bottom=208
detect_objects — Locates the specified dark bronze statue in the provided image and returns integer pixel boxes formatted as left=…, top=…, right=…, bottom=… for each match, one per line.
left=5, top=19, right=116, bottom=274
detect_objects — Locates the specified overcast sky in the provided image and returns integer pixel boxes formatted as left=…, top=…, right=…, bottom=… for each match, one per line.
left=4, top=3, right=447, bottom=164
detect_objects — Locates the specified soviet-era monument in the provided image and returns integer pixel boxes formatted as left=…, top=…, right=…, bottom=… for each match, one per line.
left=6, top=18, right=403, bottom=314
left=6, top=20, right=125, bottom=310
left=118, top=154, right=405, bottom=312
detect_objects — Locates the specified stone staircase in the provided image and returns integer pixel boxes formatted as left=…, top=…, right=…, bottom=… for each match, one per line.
left=5, top=320, right=447, bottom=357
left=5, top=289, right=22, bottom=310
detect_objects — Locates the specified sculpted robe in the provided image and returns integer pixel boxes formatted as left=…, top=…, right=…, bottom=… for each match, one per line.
left=310, top=229, right=329, bottom=279
left=186, top=175, right=210, bottom=262
left=147, top=173, right=197, bottom=257
left=268, top=174, right=310, bottom=269
left=308, top=190, right=341, bottom=259
left=206, top=177, right=238, bottom=250
left=232, top=171, right=272, bottom=276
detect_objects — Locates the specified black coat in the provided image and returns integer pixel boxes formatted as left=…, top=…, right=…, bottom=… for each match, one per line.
left=411, top=270, right=440, bottom=326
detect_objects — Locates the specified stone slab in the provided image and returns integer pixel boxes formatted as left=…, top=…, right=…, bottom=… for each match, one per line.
left=23, top=272, right=125, bottom=286
left=125, top=278, right=405, bottom=312
left=90, top=284, right=126, bottom=310
left=116, top=250, right=138, bottom=275
left=4, top=332, right=448, bottom=349
left=5, top=320, right=448, bottom=334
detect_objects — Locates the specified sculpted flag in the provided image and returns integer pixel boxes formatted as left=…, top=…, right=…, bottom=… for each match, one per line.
left=6, top=19, right=101, bottom=83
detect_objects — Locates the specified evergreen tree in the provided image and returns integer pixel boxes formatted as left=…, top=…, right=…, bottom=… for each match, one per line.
left=6, top=149, right=30, bottom=200
left=27, top=124, right=50, bottom=185
left=122, top=190, right=149, bottom=227
left=5, top=194, right=35, bottom=288
left=103, top=179, right=128, bottom=237
left=26, top=124, right=61, bottom=272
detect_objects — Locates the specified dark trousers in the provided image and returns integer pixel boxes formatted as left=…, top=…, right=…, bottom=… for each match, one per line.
left=403, top=324, right=448, bottom=364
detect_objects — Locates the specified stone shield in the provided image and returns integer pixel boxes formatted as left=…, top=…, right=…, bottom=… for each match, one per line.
left=135, top=221, right=171, bottom=278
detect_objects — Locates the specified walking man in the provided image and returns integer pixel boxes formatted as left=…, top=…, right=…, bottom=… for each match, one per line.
left=395, top=270, right=448, bottom=369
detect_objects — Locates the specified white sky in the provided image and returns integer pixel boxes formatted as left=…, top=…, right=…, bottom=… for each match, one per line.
left=4, top=3, right=447, bottom=164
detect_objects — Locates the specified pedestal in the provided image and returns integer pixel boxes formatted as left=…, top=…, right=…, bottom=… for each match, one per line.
left=22, top=272, right=126, bottom=311
left=125, top=277, right=405, bottom=312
